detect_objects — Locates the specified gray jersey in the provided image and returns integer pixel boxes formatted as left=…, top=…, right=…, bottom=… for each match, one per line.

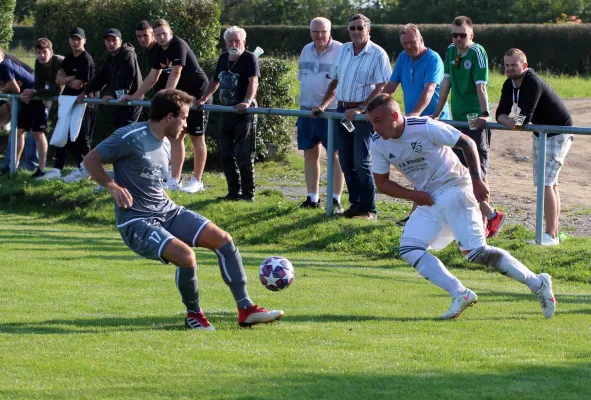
left=96, top=121, right=177, bottom=224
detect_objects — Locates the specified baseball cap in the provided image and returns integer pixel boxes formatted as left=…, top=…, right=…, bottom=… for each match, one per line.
left=104, top=28, right=122, bottom=39
left=70, top=27, right=85, bottom=39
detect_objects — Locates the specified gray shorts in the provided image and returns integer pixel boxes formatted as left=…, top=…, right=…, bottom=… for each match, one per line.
left=117, top=207, right=210, bottom=264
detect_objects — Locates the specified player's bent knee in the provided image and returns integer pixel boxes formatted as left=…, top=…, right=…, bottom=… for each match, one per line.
left=466, top=245, right=498, bottom=266
left=196, top=223, right=232, bottom=250
left=399, top=238, right=429, bottom=268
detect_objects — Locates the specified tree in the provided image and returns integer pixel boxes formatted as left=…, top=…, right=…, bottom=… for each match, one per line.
left=0, top=0, right=16, bottom=48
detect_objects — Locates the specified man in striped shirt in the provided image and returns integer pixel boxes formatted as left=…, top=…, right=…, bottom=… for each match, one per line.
left=432, top=16, right=506, bottom=238
left=313, top=14, right=391, bottom=220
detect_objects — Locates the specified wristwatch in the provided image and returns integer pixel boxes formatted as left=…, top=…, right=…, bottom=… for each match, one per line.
left=480, top=111, right=490, bottom=117
left=243, top=98, right=252, bottom=106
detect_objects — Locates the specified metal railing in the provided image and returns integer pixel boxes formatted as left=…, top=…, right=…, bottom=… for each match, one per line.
left=2, top=93, right=590, bottom=245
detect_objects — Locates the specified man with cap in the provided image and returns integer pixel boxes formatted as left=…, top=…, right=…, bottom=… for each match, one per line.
left=79, top=28, right=143, bottom=129
left=52, top=27, right=99, bottom=183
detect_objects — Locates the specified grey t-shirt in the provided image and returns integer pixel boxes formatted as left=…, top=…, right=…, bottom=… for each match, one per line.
left=96, top=121, right=177, bottom=224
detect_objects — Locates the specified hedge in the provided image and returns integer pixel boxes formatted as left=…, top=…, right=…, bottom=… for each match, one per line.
left=0, top=0, right=16, bottom=48
left=221, top=24, right=591, bottom=75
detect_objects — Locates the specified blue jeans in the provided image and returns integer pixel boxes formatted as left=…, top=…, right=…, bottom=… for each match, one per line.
left=2, top=131, right=39, bottom=170
left=335, top=103, right=376, bottom=213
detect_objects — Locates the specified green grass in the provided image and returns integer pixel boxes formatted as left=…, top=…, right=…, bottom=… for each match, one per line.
left=1, top=213, right=591, bottom=399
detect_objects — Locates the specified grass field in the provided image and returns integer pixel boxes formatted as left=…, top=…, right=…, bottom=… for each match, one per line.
left=1, top=156, right=591, bottom=399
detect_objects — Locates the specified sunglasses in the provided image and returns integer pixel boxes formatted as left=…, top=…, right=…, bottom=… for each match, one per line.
left=451, top=32, right=468, bottom=39
left=349, top=26, right=364, bottom=31
left=455, top=53, right=461, bottom=70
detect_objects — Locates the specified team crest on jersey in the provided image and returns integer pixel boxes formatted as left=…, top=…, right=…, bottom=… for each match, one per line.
left=411, top=142, right=423, bottom=153
left=388, top=153, right=396, bottom=159
left=464, top=60, right=472, bottom=70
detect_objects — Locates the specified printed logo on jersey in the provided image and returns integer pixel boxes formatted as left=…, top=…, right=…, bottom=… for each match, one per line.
left=388, top=153, right=396, bottom=159
left=141, top=163, right=163, bottom=180
left=464, top=60, right=472, bottom=70
left=411, top=141, right=423, bottom=153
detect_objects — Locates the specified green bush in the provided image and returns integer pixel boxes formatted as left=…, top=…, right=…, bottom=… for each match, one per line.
left=0, top=0, right=16, bottom=48
left=235, top=24, right=591, bottom=75
left=201, top=56, right=294, bottom=163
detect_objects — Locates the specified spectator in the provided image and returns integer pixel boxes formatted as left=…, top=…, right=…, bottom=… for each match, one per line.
left=496, top=48, right=573, bottom=246
left=0, top=48, right=39, bottom=174
left=296, top=17, right=345, bottom=213
left=432, top=16, right=505, bottom=238
left=198, top=26, right=259, bottom=201
left=80, top=28, right=143, bottom=128
left=313, top=14, right=391, bottom=220
left=123, top=19, right=210, bottom=194
left=134, top=20, right=169, bottom=93
left=382, top=23, right=449, bottom=226
left=48, top=27, right=98, bottom=183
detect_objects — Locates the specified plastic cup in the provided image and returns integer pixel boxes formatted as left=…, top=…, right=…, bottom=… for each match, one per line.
left=466, top=113, right=479, bottom=130
left=115, top=89, right=126, bottom=100
left=514, top=114, right=526, bottom=130
left=340, top=118, right=355, bottom=132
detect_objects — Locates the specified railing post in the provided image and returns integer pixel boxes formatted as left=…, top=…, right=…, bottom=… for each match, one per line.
left=325, top=116, right=335, bottom=216
left=9, top=95, right=19, bottom=177
left=535, top=130, right=547, bottom=244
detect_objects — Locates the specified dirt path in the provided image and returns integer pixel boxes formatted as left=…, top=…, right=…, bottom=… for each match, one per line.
left=287, top=98, right=591, bottom=236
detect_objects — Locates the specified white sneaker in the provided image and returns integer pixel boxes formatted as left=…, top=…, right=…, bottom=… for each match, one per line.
left=181, top=177, right=204, bottom=193
left=527, top=233, right=559, bottom=246
left=36, top=168, right=61, bottom=181
left=535, top=273, right=556, bottom=319
left=440, top=289, right=478, bottom=320
left=165, top=177, right=183, bottom=191
left=61, top=168, right=87, bottom=183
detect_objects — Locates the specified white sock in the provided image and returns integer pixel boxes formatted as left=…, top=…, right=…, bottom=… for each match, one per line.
left=415, top=252, right=466, bottom=297
left=308, top=193, right=319, bottom=203
left=487, top=211, right=497, bottom=220
left=333, top=194, right=341, bottom=203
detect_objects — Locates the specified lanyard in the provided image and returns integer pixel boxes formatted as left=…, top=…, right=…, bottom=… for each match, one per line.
left=511, top=80, right=519, bottom=115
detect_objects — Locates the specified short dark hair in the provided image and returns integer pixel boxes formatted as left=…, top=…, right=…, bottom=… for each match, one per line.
left=349, top=14, right=371, bottom=28
left=150, top=89, right=194, bottom=121
left=135, top=20, right=152, bottom=31
left=452, top=16, right=473, bottom=28
left=152, top=19, right=171, bottom=30
left=35, top=38, right=53, bottom=52
left=367, top=93, right=399, bottom=114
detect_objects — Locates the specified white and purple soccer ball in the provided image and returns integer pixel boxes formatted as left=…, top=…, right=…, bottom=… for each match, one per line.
left=259, top=256, right=294, bottom=291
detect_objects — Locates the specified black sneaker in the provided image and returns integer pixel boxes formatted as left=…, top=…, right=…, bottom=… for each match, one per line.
left=332, top=198, right=344, bottom=214
left=300, top=196, right=321, bottom=209
left=31, top=168, right=45, bottom=178
left=216, top=194, right=241, bottom=201
left=343, top=206, right=360, bottom=218
left=395, top=215, right=410, bottom=227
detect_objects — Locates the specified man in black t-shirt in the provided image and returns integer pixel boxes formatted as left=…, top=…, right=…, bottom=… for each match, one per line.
left=53, top=27, right=99, bottom=183
left=496, top=48, right=573, bottom=246
left=198, top=26, right=260, bottom=201
left=134, top=20, right=169, bottom=93
left=123, top=19, right=210, bottom=194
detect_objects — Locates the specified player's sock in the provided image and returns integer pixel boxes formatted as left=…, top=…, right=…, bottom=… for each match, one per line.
left=487, top=211, right=497, bottom=220
left=400, top=245, right=466, bottom=297
left=333, top=193, right=341, bottom=203
left=176, top=266, right=200, bottom=313
left=215, top=241, right=253, bottom=309
left=308, top=193, right=319, bottom=203
left=467, top=246, right=542, bottom=291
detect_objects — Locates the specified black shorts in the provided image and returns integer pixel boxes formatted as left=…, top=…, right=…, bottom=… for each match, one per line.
left=453, top=126, right=491, bottom=177
left=17, top=100, right=49, bottom=132
left=185, top=97, right=212, bottom=137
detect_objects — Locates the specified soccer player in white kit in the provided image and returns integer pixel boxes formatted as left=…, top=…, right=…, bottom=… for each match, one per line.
left=365, top=94, right=556, bottom=319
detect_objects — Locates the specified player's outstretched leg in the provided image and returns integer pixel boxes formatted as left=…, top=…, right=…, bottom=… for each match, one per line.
left=399, top=238, right=477, bottom=319
left=466, top=246, right=556, bottom=318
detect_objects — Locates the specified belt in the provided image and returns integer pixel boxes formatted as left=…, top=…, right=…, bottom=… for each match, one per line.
left=340, top=101, right=364, bottom=108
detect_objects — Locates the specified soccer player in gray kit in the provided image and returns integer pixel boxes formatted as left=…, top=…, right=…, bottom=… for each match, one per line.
left=84, top=89, right=284, bottom=330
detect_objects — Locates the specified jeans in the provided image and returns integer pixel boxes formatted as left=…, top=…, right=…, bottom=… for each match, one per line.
left=2, top=131, right=39, bottom=170
left=335, top=103, right=376, bottom=213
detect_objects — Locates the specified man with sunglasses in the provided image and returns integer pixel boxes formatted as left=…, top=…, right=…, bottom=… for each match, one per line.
left=382, top=23, right=449, bottom=227
left=313, top=14, right=391, bottom=220
left=432, top=16, right=505, bottom=239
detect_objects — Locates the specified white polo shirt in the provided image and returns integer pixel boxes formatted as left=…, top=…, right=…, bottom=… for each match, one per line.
left=298, top=39, right=342, bottom=110
left=330, top=39, right=392, bottom=103
left=371, top=117, right=471, bottom=196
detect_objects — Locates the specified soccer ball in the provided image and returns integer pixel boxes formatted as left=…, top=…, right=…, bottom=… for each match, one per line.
left=259, top=256, right=294, bottom=291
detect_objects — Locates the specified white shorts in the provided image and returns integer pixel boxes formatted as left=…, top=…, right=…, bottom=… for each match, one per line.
left=532, top=133, right=573, bottom=186
left=401, top=185, right=486, bottom=252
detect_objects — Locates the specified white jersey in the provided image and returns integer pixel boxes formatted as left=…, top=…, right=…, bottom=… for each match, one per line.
left=371, top=117, right=471, bottom=196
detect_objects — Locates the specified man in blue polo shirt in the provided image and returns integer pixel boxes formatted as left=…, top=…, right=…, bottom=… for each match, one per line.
left=382, top=24, right=449, bottom=226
